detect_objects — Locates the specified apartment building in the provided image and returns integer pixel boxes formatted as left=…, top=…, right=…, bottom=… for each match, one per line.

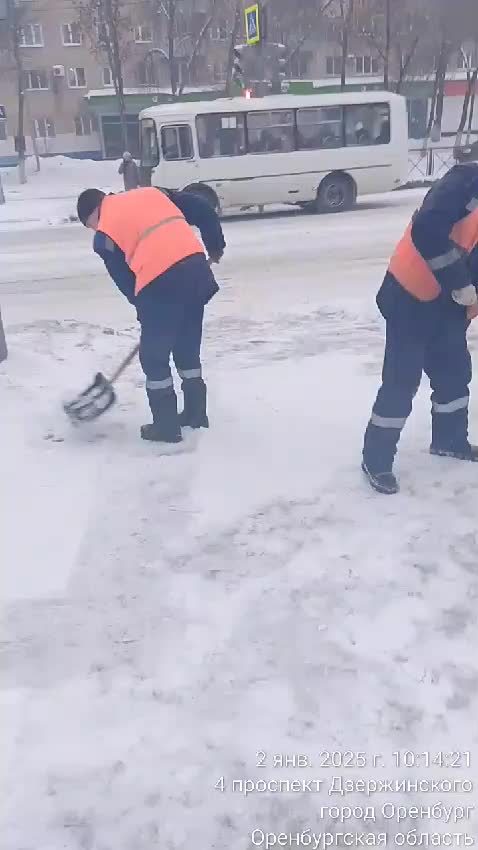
left=0, top=0, right=230, bottom=163
left=0, top=0, right=477, bottom=164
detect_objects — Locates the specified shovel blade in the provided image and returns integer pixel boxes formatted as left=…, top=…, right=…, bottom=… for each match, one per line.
left=63, top=372, right=117, bottom=423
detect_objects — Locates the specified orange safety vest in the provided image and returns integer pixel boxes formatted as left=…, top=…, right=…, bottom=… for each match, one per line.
left=98, top=187, right=204, bottom=295
left=388, top=202, right=478, bottom=302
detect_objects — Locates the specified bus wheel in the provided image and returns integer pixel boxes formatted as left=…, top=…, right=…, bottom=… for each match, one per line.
left=316, top=174, right=356, bottom=213
left=183, top=184, right=220, bottom=212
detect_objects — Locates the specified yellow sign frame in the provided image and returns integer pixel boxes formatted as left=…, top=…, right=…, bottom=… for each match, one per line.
left=244, top=4, right=260, bottom=45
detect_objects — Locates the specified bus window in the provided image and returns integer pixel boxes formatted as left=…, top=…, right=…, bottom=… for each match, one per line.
left=345, top=103, right=390, bottom=146
left=140, top=118, right=159, bottom=167
left=247, top=110, right=295, bottom=154
left=196, top=113, right=246, bottom=158
left=161, top=124, right=193, bottom=160
left=297, top=107, right=344, bottom=150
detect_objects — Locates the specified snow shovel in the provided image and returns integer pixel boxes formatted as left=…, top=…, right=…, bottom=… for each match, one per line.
left=63, top=342, right=140, bottom=423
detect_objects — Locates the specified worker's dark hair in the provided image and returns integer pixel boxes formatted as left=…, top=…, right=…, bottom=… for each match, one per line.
left=77, top=188, right=106, bottom=225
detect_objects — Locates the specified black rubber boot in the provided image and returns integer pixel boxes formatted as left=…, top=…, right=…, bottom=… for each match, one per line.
left=361, top=461, right=399, bottom=495
left=141, top=389, right=182, bottom=443
left=430, top=443, right=478, bottom=462
left=179, top=378, right=209, bottom=429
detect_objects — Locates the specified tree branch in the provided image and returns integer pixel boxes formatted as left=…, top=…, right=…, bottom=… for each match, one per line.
left=396, top=34, right=420, bottom=90
left=178, top=0, right=219, bottom=95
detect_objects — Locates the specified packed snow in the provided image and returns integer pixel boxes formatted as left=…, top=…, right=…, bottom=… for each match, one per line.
left=0, top=156, right=122, bottom=230
left=1, top=165, right=477, bottom=849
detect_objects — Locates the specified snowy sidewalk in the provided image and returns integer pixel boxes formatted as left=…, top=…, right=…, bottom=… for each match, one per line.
left=1, top=192, right=477, bottom=849
left=0, top=156, right=122, bottom=230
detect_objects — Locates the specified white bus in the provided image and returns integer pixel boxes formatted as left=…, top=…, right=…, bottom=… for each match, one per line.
left=139, top=91, right=408, bottom=214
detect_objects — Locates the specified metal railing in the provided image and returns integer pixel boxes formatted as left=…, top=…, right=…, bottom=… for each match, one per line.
left=407, top=134, right=478, bottom=182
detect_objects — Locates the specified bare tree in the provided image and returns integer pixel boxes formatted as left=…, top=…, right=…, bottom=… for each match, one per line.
left=77, top=0, right=130, bottom=149
left=338, top=0, right=355, bottom=90
left=355, top=0, right=431, bottom=92
left=355, top=0, right=389, bottom=87
left=178, top=0, right=219, bottom=95
left=152, top=0, right=219, bottom=95
left=165, top=0, right=179, bottom=94
left=267, top=0, right=336, bottom=76
left=225, top=0, right=243, bottom=95
left=0, top=0, right=27, bottom=182
left=449, top=0, right=478, bottom=146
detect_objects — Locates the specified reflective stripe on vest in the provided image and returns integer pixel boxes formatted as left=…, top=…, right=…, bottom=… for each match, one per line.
left=98, top=188, right=204, bottom=295
left=388, top=205, right=478, bottom=302
left=125, top=216, right=184, bottom=266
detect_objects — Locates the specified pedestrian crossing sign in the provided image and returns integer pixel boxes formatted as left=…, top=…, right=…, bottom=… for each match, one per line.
left=245, top=4, right=260, bottom=45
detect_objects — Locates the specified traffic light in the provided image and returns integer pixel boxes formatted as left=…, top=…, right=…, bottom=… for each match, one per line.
left=232, top=45, right=245, bottom=88
left=276, top=43, right=288, bottom=80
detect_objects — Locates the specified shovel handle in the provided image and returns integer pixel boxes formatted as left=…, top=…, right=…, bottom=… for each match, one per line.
left=109, top=343, right=140, bottom=384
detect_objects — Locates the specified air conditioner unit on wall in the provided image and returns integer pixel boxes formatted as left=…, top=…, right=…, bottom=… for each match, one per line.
left=52, top=65, right=65, bottom=77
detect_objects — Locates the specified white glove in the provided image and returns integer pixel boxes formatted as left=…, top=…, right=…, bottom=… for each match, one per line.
left=452, top=285, right=478, bottom=307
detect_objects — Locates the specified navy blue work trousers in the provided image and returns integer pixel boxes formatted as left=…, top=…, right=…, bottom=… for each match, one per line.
left=363, top=305, right=472, bottom=472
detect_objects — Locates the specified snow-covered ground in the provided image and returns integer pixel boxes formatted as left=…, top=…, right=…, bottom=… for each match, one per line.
left=0, top=157, right=122, bottom=230
left=1, top=181, right=478, bottom=849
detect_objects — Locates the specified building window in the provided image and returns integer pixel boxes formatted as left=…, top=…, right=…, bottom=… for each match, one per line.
left=175, top=14, right=189, bottom=37
left=213, top=62, right=226, bottom=81
left=247, top=110, right=295, bottom=154
left=137, top=60, right=154, bottom=86
left=75, top=114, right=97, bottom=136
left=97, top=23, right=110, bottom=46
left=210, top=22, right=228, bottom=41
left=297, top=106, right=344, bottom=150
left=19, top=23, right=43, bottom=47
left=326, top=56, right=342, bottom=76
left=25, top=70, right=49, bottom=90
left=33, top=117, right=55, bottom=138
left=0, top=120, right=6, bottom=141
left=103, top=67, right=113, bottom=86
left=325, top=19, right=341, bottom=42
left=197, top=112, right=246, bottom=158
left=353, top=55, right=379, bottom=75
left=68, top=67, right=87, bottom=88
left=161, top=125, right=193, bottom=160
left=290, top=51, right=311, bottom=79
left=62, top=23, right=82, bottom=46
left=134, top=24, right=153, bottom=43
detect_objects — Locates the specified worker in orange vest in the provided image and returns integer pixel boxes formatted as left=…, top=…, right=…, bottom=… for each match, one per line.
left=77, top=186, right=225, bottom=443
left=362, top=155, right=478, bottom=494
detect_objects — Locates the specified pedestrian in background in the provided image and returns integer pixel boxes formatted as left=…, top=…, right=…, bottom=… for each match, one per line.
left=119, top=152, right=139, bottom=191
